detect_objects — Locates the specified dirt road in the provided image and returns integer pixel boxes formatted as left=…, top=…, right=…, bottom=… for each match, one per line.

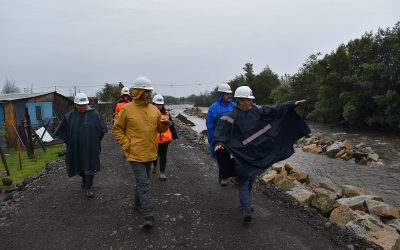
left=0, top=123, right=376, bottom=249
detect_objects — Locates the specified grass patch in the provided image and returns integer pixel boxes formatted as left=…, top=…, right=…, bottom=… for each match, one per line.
left=0, top=144, right=65, bottom=188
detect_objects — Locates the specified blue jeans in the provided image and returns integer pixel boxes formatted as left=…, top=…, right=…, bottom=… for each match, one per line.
left=130, top=161, right=153, bottom=217
left=238, top=177, right=255, bottom=208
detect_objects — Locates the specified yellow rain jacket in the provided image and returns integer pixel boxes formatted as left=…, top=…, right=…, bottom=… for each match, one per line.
left=112, top=89, right=169, bottom=162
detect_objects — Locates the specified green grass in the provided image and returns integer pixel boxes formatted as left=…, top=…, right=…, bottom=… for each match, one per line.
left=0, top=144, right=65, bottom=188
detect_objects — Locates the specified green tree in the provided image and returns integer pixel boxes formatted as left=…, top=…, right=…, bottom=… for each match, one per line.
left=96, top=83, right=123, bottom=102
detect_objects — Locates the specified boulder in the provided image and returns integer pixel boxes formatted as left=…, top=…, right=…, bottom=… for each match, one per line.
left=271, top=163, right=284, bottom=173
left=365, top=200, right=400, bottom=219
left=176, top=114, right=196, bottom=126
left=302, top=144, right=323, bottom=154
left=289, top=171, right=309, bottom=182
left=385, top=219, right=400, bottom=232
left=286, top=186, right=315, bottom=204
left=345, top=213, right=396, bottom=238
left=326, top=142, right=342, bottom=158
left=342, top=185, right=378, bottom=198
left=335, top=148, right=346, bottom=158
left=364, top=230, right=400, bottom=250
left=341, top=152, right=353, bottom=161
left=276, top=177, right=301, bottom=190
left=262, top=170, right=278, bottom=184
left=329, top=205, right=359, bottom=229
left=311, top=188, right=338, bottom=215
left=336, top=195, right=382, bottom=211
left=284, top=162, right=299, bottom=173
left=341, top=140, right=353, bottom=150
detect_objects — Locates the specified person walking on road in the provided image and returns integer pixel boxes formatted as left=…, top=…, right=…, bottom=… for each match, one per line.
left=112, top=76, right=170, bottom=228
left=113, top=86, right=132, bottom=123
left=55, top=92, right=108, bottom=198
left=206, top=83, right=236, bottom=186
left=213, top=86, right=310, bottom=222
left=151, top=94, right=178, bottom=181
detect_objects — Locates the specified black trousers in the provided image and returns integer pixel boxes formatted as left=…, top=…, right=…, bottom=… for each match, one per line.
left=215, top=148, right=236, bottom=182
left=153, top=142, right=170, bottom=173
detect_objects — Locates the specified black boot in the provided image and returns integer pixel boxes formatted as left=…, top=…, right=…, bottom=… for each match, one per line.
left=85, top=175, right=94, bottom=198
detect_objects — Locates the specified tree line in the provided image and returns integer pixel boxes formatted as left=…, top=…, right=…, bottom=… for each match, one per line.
left=96, top=22, right=399, bottom=130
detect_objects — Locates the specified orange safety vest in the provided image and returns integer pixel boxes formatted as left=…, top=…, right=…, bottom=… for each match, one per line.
left=157, top=113, right=172, bottom=143
left=114, top=101, right=129, bottom=121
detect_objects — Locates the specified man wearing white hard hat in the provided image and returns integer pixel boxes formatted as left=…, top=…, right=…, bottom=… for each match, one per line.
left=113, top=86, right=132, bottom=123
left=213, top=86, right=310, bottom=222
left=55, top=93, right=108, bottom=198
left=206, top=83, right=235, bottom=186
left=151, top=94, right=178, bottom=181
left=112, top=76, right=171, bottom=228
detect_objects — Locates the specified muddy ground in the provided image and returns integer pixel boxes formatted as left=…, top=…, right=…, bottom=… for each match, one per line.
left=0, top=122, right=378, bottom=249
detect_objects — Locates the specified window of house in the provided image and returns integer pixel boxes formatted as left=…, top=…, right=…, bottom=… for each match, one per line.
left=36, top=106, right=42, bottom=120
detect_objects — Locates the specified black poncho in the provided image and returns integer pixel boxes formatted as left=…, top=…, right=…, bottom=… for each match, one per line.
left=55, top=108, right=108, bottom=177
left=213, top=102, right=310, bottom=179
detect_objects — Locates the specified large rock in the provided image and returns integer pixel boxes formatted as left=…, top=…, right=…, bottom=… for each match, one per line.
left=276, top=177, right=301, bottom=190
left=271, top=163, right=284, bottom=173
left=175, top=114, right=196, bottom=126
left=311, top=188, right=338, bottom=215
left=289, top=171, right=309, bottom=182
left=302, top=144, right=322, bottom=154
left=365, top=199, right=400, bottom=219
left=341, top=140, right=353, bottom=150
left=262, top=170, right=278, bottom=184
left=364, top=230, right=400, bottom=250
left=342, top=185, right=378, bottom=197
left=386, top=219, right=400, bottom=232
left=345, top=213, right=397, bottom=238
left=336, top=195, right=383, bottom=211
left=329, top=205, right=359, bottom=229
left=326, top=142, right=342, bottom=158
left=284, top=162, right=299, bottom=173
left=286, top=186, right=315, bottom=204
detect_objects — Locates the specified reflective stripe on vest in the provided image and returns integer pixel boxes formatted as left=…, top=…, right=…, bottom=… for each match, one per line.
left=157, top=113, right=172, bottom=143
left=242, top=124, right=272, bottom=146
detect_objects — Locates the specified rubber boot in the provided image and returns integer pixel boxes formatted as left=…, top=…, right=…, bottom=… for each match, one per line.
left=85, top=175, right=94, bottom=198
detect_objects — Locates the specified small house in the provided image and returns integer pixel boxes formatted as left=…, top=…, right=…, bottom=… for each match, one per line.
left=0, top=92, right=73, bottom=147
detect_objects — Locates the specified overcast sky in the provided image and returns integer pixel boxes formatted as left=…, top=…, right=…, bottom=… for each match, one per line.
left=0, top=0, right=399, bottom=97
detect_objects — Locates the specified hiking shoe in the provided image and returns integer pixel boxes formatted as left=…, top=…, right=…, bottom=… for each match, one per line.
left=220, top=179, right=229, bottom=186
left=159, top=172, right=167, bottom=181
left=85, top=190, right=94, bottom=198
left=242, top=207, right=253, bottom=222
left=142, top=216, right=155, bottom=228
left=230, top=177, right=238, bottom=185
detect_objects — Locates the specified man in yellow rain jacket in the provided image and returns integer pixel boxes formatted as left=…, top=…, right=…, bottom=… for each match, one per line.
left=112, top=76, right=170, bottom=228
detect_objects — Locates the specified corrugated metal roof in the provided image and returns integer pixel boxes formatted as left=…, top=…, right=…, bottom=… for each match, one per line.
left=0, top=92, right=54, bottom=101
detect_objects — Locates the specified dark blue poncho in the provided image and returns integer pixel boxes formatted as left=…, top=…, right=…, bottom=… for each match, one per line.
left=55, top=108, right=108, bottom=177
left=213, top=101, right=310, bottom=179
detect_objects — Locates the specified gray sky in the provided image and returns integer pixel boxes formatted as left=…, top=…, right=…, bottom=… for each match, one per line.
left=1, top=0, right=399, bottom=98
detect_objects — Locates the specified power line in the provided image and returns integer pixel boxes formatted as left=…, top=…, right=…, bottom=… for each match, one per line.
left=24, top=80, right=229, bottom=90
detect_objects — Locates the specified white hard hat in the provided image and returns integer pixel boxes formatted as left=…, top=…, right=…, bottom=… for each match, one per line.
left=121, top=86, right=130, bottom=95
left=74, top=93, right=89, bottom=104
left=217, top=83, right=232, bottom=93
left=234, top=86, right=255, bottom=99
left=152, top=94, right=164, bottom=104
left=133, top=76, right=154, bottom=90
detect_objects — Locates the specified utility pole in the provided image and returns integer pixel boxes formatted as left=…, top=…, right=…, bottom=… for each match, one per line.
left=54, top=85, right=57, bottom=92
left=74, top=85, right=76, bottom=96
